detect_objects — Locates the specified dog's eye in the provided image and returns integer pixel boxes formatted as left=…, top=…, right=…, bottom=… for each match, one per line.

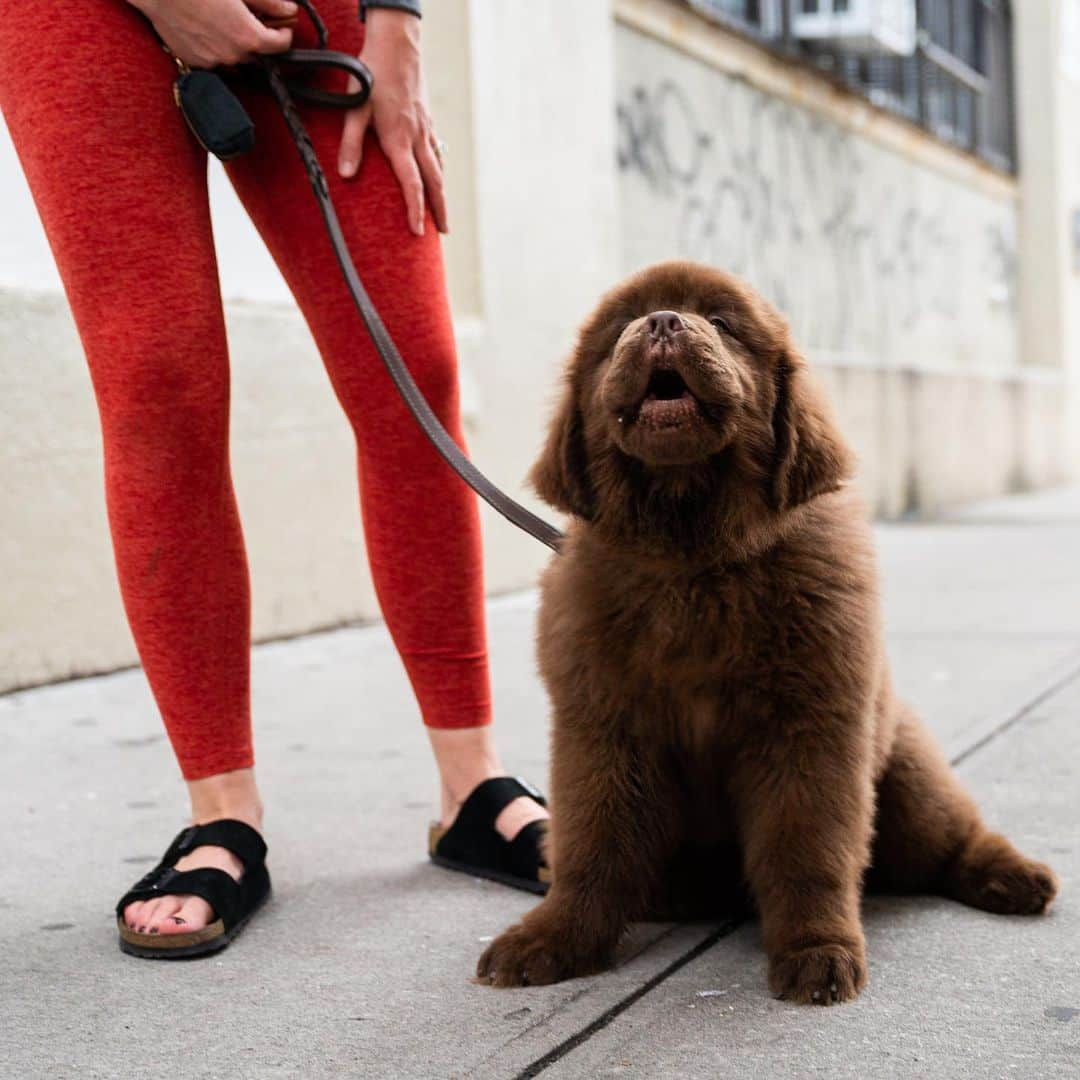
left=708, top=315, right=732, bottom=335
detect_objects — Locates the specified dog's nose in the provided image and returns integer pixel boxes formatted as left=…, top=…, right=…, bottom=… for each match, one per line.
left=646, top=310, right=686, bottom=339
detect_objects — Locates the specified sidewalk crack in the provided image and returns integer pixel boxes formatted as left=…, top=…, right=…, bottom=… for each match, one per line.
left=950, top=659, right=1080, bottom=768
left=512, top=920, right=741, bottom=1079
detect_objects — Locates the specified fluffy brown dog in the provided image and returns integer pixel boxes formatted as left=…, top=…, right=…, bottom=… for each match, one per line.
left=477, top=261, right=1058, bottom=1005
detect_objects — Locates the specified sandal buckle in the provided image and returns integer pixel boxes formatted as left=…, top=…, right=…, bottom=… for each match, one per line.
left=150, top=867, right=179, bottom=891
left=515, top=776, right=544, bottom=802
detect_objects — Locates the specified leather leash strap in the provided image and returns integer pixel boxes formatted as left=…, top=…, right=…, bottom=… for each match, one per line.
left=255, top=49, right=565, bottom=553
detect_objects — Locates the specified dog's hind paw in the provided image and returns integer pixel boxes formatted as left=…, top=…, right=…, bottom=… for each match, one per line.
left=953, top=850, right=1059, bottom=916
left=768, top=942, right=867, bottom=1006
left=476, top=923, right=610, bottom=988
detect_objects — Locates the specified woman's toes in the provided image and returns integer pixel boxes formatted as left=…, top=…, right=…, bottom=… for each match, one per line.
left=126, top=899, right=156, bottom=931
left=136, top=897, right=167, bottom=933
left=157, top=895, right=215, bottom=935
left=144, top=896, right=184, bottom=934
left=123, top=900, right=145, bottom=930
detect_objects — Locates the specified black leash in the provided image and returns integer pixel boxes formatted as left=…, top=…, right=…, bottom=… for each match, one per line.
left=165, top=3, right=564, bottom=553
left=260, top=57, right=565, bottom=552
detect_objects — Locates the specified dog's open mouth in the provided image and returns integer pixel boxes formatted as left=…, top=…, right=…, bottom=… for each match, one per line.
left=636, top=367, right=700, bottom=429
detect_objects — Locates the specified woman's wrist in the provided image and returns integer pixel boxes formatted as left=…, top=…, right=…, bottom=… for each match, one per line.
left=364, top=7, right=421, bottom=51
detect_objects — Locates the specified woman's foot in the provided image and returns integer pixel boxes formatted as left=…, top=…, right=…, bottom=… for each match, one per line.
left=121, top=768, right=263, bottom=936
left=428, top=727, right=549, bottom=839
left=429, top=775, right=552, bottom=894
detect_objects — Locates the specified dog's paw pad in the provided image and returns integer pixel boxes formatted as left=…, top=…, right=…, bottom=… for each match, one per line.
left=769, top=943, right=866, bottom=1006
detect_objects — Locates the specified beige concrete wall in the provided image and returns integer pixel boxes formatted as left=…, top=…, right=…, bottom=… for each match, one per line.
left=614, top=0, right=1070, bottom=517
left=1015, top=0, right=1080, bottom=464
left=0, top=290, right=376, bottom=686
left=819, top=363, right=1067, bottom=517
left=615, top=17, right=1019, bottom=369
left=1064, top=2, right=1080, bottom=466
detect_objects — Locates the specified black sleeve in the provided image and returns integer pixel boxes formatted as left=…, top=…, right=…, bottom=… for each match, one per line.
left=359, top=0, right=422, bottom=19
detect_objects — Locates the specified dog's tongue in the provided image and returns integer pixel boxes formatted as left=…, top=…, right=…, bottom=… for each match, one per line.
left=639, top=394, right=698, bottom=427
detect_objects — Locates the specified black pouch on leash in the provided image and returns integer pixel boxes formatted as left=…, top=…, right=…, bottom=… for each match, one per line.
left=173, top=69, right=255, bottom=161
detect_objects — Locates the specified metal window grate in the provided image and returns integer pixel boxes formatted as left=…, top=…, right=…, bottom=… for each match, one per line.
left=682, top=0, right=1016, bottom=171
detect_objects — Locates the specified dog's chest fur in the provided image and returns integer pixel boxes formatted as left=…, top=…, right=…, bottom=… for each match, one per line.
left=537, top=507, right=881, bottom=757
left=540, top=546, right=765, bottom=732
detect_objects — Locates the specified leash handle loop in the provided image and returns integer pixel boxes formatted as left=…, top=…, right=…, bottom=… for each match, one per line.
left=276, top=49, right=373, bottom=108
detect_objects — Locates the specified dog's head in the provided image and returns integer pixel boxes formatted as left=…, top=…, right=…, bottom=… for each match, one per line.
left=531, top=262, right=854, bottom=549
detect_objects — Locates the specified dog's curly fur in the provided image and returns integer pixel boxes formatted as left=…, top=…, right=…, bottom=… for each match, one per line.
left=478, top=261, right=1058, bottom=1004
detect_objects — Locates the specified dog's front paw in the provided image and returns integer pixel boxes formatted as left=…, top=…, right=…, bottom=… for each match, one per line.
left=476, top=923, right=609, bottom=988
left=769, top=942, right=867, bottom=1006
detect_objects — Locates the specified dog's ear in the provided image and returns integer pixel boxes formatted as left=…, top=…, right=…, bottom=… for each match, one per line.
left=770, top=348, right=854, bottom=511
left=528, top=375, right=595, bottom=519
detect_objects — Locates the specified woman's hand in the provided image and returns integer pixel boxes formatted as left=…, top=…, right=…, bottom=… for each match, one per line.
left=129, top=0, right=297, bottom=69
left=338, top=10, right=448, bottom=236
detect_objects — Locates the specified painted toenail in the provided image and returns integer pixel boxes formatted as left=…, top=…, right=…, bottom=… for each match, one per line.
left=149, top=928, right=159, bottom=935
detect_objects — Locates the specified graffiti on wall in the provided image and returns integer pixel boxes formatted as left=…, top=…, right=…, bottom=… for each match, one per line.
left=615, top=30, right=1018, bottom=366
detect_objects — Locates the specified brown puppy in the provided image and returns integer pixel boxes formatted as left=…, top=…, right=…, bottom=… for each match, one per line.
left=477, top=261, right=1058, bottom=1005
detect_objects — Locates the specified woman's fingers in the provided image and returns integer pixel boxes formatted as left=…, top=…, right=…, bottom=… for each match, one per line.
left=383, top=136, right=427, bottom=236
left=245, top=0, right=299, bottom=18
left=145, top=0, right=294, bottom=68
left=247, top=22, right=294, bottom=57
left=339, top=81, right=373, bottom=178
left=229, top=2, right=293, bottom=60
left=343, top=119, right=449, bottom=236
left=415, top=133, right=449, bottom=234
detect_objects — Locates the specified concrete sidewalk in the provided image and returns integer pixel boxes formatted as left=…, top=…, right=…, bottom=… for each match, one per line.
left=2, top=487, right=1079, bottom=1079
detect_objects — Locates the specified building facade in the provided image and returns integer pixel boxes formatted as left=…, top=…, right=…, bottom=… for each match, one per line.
left=2, top=0, right=1079, bottom=690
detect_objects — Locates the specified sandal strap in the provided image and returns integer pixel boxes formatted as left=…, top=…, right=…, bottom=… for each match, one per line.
left=116, top=866, right=241, bottom=925
left=453, top=777, right=547, bottom=833
left=507, top=819, right=549, bottom=880
left=115, top=818, right=266, bottom=923
left=433, top=777, right=547, bottom=873
left=165, top=819, right=267, bottom=868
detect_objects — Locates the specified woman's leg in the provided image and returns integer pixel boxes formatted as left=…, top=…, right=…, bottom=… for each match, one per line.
left=225, top=5, right=545, bottom=832
left=0, top=2, right=262, bottom=932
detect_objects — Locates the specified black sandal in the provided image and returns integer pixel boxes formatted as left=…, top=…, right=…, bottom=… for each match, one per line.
left=115, top=819, right=271, bottom=959
left=428, top=777, right=551, bottom=895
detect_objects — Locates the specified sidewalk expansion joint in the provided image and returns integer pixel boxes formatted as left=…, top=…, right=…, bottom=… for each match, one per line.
left=950, top=658, right=1080, bottom=768
left=513, top=921, right=742, bottom=1079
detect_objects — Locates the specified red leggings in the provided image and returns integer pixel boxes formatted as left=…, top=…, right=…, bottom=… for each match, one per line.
left=0, top=2, right=491, bottom=779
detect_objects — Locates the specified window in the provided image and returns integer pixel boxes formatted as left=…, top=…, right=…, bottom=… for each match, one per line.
left=683, top=0, right=1016, bottom=171
left=688, top=1, right=775, bottom=33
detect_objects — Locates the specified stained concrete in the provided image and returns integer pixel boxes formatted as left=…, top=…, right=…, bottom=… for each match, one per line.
left=2, top=487, right=1079, bottom=1078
